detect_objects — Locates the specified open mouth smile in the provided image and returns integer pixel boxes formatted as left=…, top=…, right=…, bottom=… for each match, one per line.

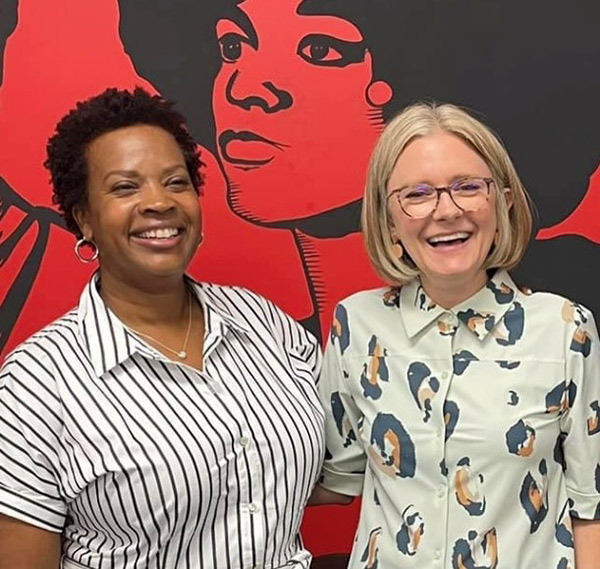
left=426, top=231, right=472, bottom=248
left=130, top=226, right=185, bottom=249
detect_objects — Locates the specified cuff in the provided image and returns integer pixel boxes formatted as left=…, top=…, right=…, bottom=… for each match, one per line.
left=567, top=487, right=600, bottom=520
left=320, top=466, right=364, bottom=496
left=0, top=484, right=66, bottom=532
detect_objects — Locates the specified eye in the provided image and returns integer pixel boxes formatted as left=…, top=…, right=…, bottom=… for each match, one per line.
left=112, top=182, right=137, bottom=195
left=218, top=32, right=249, bottom=63
left=454, top=178, right=486, bottom=193
left=297, top=34, right=366, bottom=68
left=404, top=185, right=435, bottom=200
left=167, top=177, right=191, bottom=191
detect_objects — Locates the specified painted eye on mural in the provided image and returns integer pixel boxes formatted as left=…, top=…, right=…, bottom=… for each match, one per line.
left=218, top=32, right=250, bottom=63
left=297, top=34, right=366, bottom=68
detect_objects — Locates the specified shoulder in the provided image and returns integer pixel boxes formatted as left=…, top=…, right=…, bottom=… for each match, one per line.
left=198, top=281, right=284, bottom=320
left=333, top=286, right=401, bottom=327
left=336, top=287, right=398, bottom=312
left=1, top=308, right=79, bottom=384
left=197, top=281, right=315, bottom=339
left=519, top=288, right=594, bottom=325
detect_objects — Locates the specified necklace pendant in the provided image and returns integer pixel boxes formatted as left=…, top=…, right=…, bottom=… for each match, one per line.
left=177, top=351, right=187, bottom=359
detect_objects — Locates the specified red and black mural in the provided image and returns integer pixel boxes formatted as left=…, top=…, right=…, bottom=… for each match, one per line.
left=1, top=0, right=600, bottom=556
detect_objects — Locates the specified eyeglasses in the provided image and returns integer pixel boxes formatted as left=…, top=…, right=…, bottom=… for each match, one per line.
left=387, top=176, right=494, bottom=219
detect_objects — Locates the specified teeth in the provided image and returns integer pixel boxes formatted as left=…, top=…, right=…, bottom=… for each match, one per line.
left=137, top=228, right=179, bottom=239
left=428, top=232, right=469, bottom=244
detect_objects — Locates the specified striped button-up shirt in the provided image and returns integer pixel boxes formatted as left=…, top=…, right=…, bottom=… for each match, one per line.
left=0, top=276, right=324, bottom=569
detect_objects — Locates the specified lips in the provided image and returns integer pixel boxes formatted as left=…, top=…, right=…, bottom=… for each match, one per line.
left=427, top=231, right=471, bottom=247
left=218, top=129, right=287, bottom=166
left=131, top=226, right=182, bottom=239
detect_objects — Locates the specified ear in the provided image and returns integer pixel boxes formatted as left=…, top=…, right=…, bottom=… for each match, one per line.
left=72, top=204, right=93, bottom=240
left=502, top=187, right=514, bottom=210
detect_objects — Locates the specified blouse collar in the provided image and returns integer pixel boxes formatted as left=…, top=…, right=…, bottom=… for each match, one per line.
left=396, top=269, right=521, bottom=341
left=77, top=273, right=250, bottom=378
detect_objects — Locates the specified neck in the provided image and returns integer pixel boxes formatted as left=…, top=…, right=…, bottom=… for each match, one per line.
left=98, top=268, right=189, bottom=328
left=293, top=229, right=326, bottom=318
left=420, top=270, right=489, bottom=309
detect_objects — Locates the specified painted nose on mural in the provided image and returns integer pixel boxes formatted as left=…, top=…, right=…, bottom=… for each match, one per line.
left=225, top=69, right=293, bottom=114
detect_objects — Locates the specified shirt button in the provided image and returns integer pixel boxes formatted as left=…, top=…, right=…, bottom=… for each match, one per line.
left=436, top=486, right=445, bottom=498
left=239, top=436, right=250, bottom=447
left=248, top=502, right=259, bottom=514
left=441, top=371, right=450, bottom=380
left=434, top=549, right=441, bottom=560
left=436, top=428, right=443, bottom=439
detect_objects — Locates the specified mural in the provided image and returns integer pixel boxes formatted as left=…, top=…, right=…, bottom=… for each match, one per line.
left=1, top=0, right=600, bottom=556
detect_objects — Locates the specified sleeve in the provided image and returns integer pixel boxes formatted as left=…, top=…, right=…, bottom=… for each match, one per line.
left=318, top=303, right=366, bottom=496
left=561, top=305, right=600, bottom=520
left=0, top=348, right=67, bottom=532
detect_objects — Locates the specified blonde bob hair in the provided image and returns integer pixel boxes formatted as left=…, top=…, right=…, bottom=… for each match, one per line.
left=362, top=102, right=534, bottom=284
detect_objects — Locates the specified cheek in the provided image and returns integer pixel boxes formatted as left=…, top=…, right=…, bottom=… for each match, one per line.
left=394, top=218, right=427, bottom=248
left=476, top=209, right=499, bottom=243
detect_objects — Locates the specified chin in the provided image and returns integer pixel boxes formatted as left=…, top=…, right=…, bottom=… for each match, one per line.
left=229, top=190, right=320, bottom=224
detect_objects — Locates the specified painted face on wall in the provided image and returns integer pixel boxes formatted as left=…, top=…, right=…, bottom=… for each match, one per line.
left=213, top=0, right=392, bottom=225
left=387, top=131, right=500, bottom=291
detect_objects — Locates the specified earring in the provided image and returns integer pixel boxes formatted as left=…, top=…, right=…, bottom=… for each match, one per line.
left=75, top=238, right=99, bottom=263
left=391, top=243, right=404, bottom=259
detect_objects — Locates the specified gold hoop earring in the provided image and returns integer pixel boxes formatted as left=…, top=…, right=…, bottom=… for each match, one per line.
left=75, top=238, right=99, bottom=263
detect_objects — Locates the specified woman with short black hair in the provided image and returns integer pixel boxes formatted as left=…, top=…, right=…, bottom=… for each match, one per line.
left=0, top=87, right=324, bottom=569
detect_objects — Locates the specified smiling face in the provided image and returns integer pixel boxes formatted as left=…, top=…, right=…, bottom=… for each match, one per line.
left=213, top=0, right=392, bottom=225
left=387, top=131, right=499, bottom=293
left=75, top=124, right=202, bottom=289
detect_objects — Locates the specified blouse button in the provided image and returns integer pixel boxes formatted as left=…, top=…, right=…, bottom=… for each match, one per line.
left=441, top=371, right=450, bottom=380
left=240, top=436, right=250, bottom=447
left=436, top=486, right=446, bottom=498
left=248, top=502, right=259, bottom=514
left=434, top=549, right=441, bottom=560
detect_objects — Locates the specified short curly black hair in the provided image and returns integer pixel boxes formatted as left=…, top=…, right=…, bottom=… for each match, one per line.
left=45, top=87, right=203, bottom=237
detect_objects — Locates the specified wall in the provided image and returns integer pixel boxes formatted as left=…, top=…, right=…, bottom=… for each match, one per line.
left=1, top=0, right=600, bottom=556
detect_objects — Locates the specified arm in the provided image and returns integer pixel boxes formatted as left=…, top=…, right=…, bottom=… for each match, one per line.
left=307, top=483, right=354, bottom=506
left=561, top=305, right=600, bottom=567
left=0, top=515, right=61, bottom=569
left=573, top=519, right=600, bottom=569
left=0, top=352, right=67, bottom=561
left=316, top=304, right=367, bottom=498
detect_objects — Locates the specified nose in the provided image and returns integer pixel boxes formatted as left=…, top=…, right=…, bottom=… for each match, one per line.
left=432, top=191, right=463, bottom=221
left=225, top=69, right=293, bottom=113
left=139, top=182, right=176, bottom=214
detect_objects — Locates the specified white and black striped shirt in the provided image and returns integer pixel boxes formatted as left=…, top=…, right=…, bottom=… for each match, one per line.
left=0, top=276, right=324, bottom=569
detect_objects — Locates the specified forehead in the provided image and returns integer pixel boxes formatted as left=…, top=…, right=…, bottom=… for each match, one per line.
left=86, top=125, right=184, bottom=167
left=235, top=0, right=362, bottom=37
left=389, top=131, right=491, bottom=188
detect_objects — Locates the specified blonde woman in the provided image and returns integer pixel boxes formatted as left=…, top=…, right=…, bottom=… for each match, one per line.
left=312, top=103, right=600, bottom=568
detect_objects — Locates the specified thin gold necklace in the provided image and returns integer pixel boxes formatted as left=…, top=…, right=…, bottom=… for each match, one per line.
left=127, top=290, right=193, bottom=360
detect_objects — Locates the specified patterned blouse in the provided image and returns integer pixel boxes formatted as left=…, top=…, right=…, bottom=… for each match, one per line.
left=319, top=269, right=600, bottom=569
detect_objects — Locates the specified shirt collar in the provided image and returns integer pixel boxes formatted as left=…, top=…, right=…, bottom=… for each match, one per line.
left=399, top=269, right=519, bottom=341
left=78, top=274, right=251, bottom=378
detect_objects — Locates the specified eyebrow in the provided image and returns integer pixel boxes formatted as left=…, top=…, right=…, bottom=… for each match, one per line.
left=103, top=165, right=188, bottom=182
left=391, top=174, right=486, bottom=191
left=224, top=6, right=258, bottom=49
